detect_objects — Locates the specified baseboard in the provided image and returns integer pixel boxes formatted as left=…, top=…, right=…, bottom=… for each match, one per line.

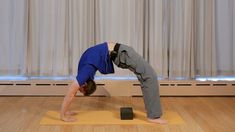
left=0, top=79, right=234, bottom=96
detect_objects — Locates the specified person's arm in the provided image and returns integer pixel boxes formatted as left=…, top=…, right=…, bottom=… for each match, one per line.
left=60, top=81, right=80, bottom=122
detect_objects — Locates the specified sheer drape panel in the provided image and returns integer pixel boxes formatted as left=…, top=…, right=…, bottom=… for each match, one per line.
left=0, top=0, right=235, bottom=79
left=214, top=0, right=235, bottom=76
left=168, top=0, right=195, bottom=79
left=233, top=0, right=235, bottom=74
left=148, top=0, right=168, bottom=78
left=95, top=0, right=144, bottom=52
left=95, top=0, right=144, bottom=77
left=68, top=0, right=95, bottom=76
left=195, top=0, right=216, bottom=77
left=0, top=0, right=28, bottom=76
left=28, top=0, right=69, bottom=76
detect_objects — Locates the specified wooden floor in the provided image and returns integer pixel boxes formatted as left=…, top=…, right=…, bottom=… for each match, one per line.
left=0, top=96, right=235, bottom=132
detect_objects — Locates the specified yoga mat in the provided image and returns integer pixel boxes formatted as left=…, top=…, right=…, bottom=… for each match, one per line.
left=40, top=110, right=184, bottom=125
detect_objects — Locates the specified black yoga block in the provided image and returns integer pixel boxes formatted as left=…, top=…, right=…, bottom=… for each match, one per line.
left=120, top=107, right=134, bottom=120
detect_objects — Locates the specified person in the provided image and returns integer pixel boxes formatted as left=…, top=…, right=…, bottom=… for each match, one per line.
left=60, top=42, right=167, bottom=124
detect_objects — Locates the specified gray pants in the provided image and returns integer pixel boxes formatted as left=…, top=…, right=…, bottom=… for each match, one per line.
left=113, top=44, right=162, bottom=119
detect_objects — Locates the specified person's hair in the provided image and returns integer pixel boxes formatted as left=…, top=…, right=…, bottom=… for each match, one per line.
left=84, top=80, right=96, bottom=96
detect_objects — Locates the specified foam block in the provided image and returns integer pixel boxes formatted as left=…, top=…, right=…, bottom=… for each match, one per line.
left=120, top=107, right=134, bottom=120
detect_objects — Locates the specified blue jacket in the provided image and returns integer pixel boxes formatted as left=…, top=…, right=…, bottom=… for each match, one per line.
left=76, top=42, right=114, bottom=86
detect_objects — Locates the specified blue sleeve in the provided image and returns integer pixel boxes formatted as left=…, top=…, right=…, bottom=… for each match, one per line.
left=76, top=64, right=96, bottom=86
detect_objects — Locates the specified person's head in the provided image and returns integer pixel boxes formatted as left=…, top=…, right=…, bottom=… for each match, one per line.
left=79, top=80, right=96, bottom=96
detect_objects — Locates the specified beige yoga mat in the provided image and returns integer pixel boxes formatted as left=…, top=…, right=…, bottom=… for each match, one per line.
left=40, top=110, right=185, bottom=125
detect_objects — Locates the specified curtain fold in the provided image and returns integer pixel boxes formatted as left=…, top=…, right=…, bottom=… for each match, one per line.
left=148, top=0, right=168, bottom=78
left=195, top=0, right=217, bottom=77
left=95, top=0, right=145, bottom=77
left=28, top=0, right=68, bottom=77
left=0, top=0, right=28, bottom=76
left=68, top=0, right=95, bottom=77
left=214, top=0, right=235, bottom=76
left=168, top=0, right=195, bottom=79
left=233, top=0, right=235, bottom=74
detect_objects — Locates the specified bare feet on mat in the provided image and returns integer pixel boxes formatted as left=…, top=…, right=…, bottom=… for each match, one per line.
left=61, top=116, right=77, bottom=122
left=65, top=111, right=78, bottom=116
left=148, top=118, right=168, bottom=124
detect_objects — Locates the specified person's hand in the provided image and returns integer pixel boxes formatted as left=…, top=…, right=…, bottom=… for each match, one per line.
left=65, top=111, right=78, bottom=116
left=61, top=116, right=77, bottom=122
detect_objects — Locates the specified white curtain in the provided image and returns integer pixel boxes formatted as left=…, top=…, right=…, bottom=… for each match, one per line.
left=95, top=0, right=144, bottom=52
left=0, top=0, right=28, bottom=76
left=0, top=0, right=235, bottom=79
left=234, top=0, right=235, bottom=75
left=28, top=0, right=95, bottom=77
left=214, top=0, right=235, bottom=76
left=68, top=0, right=95, bottom=77
left=167, top=0, right=195, bottom=79
left=195, top=0, right=235, bottom=77
left=195, top=0, right=216, bottom=77
left=148, top=0, right=168, bottom=79
left=28, top=0, right=68, bottom=77
left=95, top=0, right=145, bottom=77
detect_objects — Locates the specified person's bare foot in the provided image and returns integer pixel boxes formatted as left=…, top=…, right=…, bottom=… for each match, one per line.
left=148, top=118, right=168, bottom=124
left=61, top=116, right=77, bottom=122
left=65, top=111, right=78, bottom=116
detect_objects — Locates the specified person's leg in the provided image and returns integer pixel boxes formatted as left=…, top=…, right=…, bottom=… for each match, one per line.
left=113, top=44, right=167, bottom=124
left=135, top=62, right=162, bottom=118
left=132, top=57, right=167, bottom=124
left=139, top=72, right=162, bottom=118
